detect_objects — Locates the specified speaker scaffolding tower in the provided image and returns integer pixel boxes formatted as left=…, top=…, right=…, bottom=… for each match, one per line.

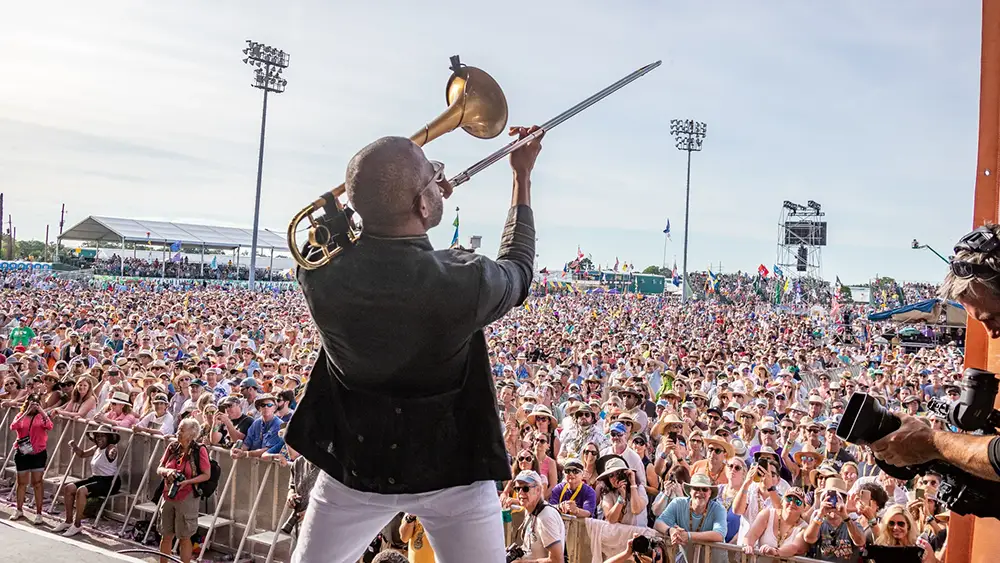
left=776, top=200, right=827, bottom=280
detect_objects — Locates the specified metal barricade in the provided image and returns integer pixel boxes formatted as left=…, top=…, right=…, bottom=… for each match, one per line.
left=0, top=407, right=294, bottom=562
left=504, top=514, right=833, bottom=563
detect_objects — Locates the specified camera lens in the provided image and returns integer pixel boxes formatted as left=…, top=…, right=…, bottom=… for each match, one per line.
left=837, top=392, right=900, bottom=445
left=631, top=535, right=650, bottom=555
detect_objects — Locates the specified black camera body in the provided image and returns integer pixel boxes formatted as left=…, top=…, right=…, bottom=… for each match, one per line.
left=505, top=544, right=525, bottom=563
left=630, top=534, right=665, bottom=556
left=280, top=498, right=307, bottom=535
left=838, top=368, right=1000, bottom=518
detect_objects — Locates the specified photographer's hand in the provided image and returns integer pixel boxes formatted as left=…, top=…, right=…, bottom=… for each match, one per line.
left=870, top=413, right=938, bottom=466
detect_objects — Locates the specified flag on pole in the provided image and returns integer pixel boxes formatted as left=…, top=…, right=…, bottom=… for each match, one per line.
left=671, top=262, right=681, bottom=286
left=171, top=252, right=182, bottom=263
left=170, top=241, right=181, bottom=252
left=663, top=220, right=671, bottom=239
left=450, top=208, right=460, bottom=247
left=577, top=246, right=584, bottom=260
left=613, top=257, right=620, bottom=272
left=708, top=270, right=719, bottom=293
left=210, top=256, right=217, bottom=270
left=757, top=264, right=769, bottom=278
left=773, top=264, right=784, bottom=278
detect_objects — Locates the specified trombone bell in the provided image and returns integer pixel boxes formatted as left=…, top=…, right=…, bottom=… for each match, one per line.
left=289, top=56, right=508, bottom=270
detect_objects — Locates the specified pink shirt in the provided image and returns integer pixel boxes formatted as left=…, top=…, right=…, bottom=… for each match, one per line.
left=105, top=410, right=138, bottom=429
left=10, top=411, right=54, bottom=453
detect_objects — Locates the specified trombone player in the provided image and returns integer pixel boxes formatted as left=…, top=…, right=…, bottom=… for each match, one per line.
left=287, top=126, right=543, bottom=562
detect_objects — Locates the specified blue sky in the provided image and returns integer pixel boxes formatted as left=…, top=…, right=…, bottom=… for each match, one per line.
left=0, top=1, right=981, bottom=284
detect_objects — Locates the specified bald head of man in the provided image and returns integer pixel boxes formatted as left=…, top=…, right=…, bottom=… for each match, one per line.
left=345, top=136, right=449, bottom=236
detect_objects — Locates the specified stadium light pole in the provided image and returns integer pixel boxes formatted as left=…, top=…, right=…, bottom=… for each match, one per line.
left=670, top=119, right=707, bottom=304
left=243, top=40, right=289, bottom=288
left=911, top=239, right=950, bottom=264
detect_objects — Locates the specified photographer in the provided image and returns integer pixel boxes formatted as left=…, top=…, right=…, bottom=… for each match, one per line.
left=508, top=470, right=564, bottom=563
left=870, top=224, right=1000, bottom=482
left=602, top=533, right=665, bottom=563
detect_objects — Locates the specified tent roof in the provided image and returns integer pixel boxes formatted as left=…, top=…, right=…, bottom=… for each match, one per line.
left=58, top=216, right=287, bottom=251
left=867, top=298, right=967, bottom=325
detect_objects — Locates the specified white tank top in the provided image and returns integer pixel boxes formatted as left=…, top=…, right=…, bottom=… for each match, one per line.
left=90, top=447, right=118, bottom=477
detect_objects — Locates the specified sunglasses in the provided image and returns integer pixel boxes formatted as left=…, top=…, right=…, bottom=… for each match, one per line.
left=260, top=403, right=275, bottom=408
left=583, top=450, right=598, bottom=456
left=708, top=447, right=726, bottom=455
left=689, top=487, right=711, bottom=494
left=760, top=429, right=775, bottom=435
left=886, top=520, right=908, bottom=528
left=518, top=455, right=533, bottom=462
left=707, top=415, right=721, bottom=421
left=727, top=464, right=744, bottom=471
left=565, top=467, right=582, bottom=475
left=610, top=431, right=624, bottom=438
left=512, top=485, right=533, bottom=493
left=534, top=438, right=549, bottom=444
left=784, top=495, right=804, bottom=507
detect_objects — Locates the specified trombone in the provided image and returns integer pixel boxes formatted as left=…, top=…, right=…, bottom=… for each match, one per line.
left=288, top=56, right=661, bottom=270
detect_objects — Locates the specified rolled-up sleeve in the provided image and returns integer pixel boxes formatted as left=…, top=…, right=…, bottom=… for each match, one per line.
left=475, top=205, right=535, bottom=326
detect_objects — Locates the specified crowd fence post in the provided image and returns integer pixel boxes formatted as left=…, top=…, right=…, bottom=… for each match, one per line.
left=195, top=446, right=239, bottom=563
left=265, top=503, right=290, bottom=563
left=46, top=426, right=82, bottom=513
left=142, top=493, right=167, bottom=545
left=93, top=431, right=136, bottom=526
left=233, top=461, right=273, bottom=563
left=119, top=436, right=163, bottom=536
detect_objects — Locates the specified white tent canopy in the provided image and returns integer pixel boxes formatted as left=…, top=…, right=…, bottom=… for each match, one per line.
left=59, top=216, right=287, bottom=251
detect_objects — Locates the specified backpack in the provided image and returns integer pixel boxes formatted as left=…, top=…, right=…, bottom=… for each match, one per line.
left=151, top=443, right=221, bottom=502
left=191, top=444, right=222, bottom=498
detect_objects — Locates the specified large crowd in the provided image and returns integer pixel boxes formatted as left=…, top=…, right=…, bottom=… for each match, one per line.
left=0, top=269, right=962, bottom=563
left=89, top=256, right=296, bottom=282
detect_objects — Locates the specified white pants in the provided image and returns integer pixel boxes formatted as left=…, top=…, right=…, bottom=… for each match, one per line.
left=291, top=472, right=506, bottom=563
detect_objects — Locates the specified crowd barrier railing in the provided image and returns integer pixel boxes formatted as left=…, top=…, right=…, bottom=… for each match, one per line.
left=2, top=406, right=839, bottom=563
left=504, top=510, right=832, bottom=563
left=0, top=407, right=294, bottom=562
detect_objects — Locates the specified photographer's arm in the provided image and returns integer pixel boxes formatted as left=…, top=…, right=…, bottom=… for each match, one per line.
left=870, top=413, right=1000, bottom=482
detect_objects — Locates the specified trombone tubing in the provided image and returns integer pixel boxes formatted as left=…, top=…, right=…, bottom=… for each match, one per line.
left=450, top=60, right=662, bottom=187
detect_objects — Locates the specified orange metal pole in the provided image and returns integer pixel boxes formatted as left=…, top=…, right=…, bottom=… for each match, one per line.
left=952, top=2, right=1000, bottom=562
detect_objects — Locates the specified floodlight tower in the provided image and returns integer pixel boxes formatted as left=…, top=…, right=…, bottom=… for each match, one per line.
left=669, top=119, right=707, bottom=304
left=243, top=40, right=289, bottom=287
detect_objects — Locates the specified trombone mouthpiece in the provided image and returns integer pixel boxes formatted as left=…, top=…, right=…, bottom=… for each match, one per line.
left=449, top=55, right=463, bottom=72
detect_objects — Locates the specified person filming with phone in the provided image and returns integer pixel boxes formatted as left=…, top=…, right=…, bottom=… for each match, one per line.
left=8, top=393, right=53, bottom=523
left=869, top=224, right=1000, bottom=482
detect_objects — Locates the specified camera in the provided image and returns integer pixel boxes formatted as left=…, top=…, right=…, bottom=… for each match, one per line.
left=505, top=544, right=525, bottom=563
left=630, top=535, right=664, bottom=556
left=838, top=368, right=1000, bottom=518
left=280, top=497, right=306, bottom=534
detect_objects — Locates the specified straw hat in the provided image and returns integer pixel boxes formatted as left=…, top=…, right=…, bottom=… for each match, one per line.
left=650, top=413, right=683, bottom=437
left=820, top=477, right=849, bottom=496
left=683, top=473, right=722, bottom=501
left=703, top=436, right=735, bottom=459
left=108, top=391, right=131, bottom=406
left=596, top=454, right=632, bottom=480
left=793, top=444, right=822, bottom=465
left=736, top=408, right=759, bottom=424
left=526, top=405, right=556, bottom=425
left=809, top=462, right=840, bottom=488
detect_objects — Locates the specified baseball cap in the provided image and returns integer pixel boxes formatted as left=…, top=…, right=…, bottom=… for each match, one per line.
left=609, top=422, right=628, bottom=435
left=513, top=470, right=543, bottom=487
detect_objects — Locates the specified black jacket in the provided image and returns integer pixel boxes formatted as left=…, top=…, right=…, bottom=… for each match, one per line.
left=286, top=205, right=535, bottom=494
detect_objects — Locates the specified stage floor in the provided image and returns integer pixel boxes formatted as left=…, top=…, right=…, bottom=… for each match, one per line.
left=0, top=519, right=148, bottom=563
